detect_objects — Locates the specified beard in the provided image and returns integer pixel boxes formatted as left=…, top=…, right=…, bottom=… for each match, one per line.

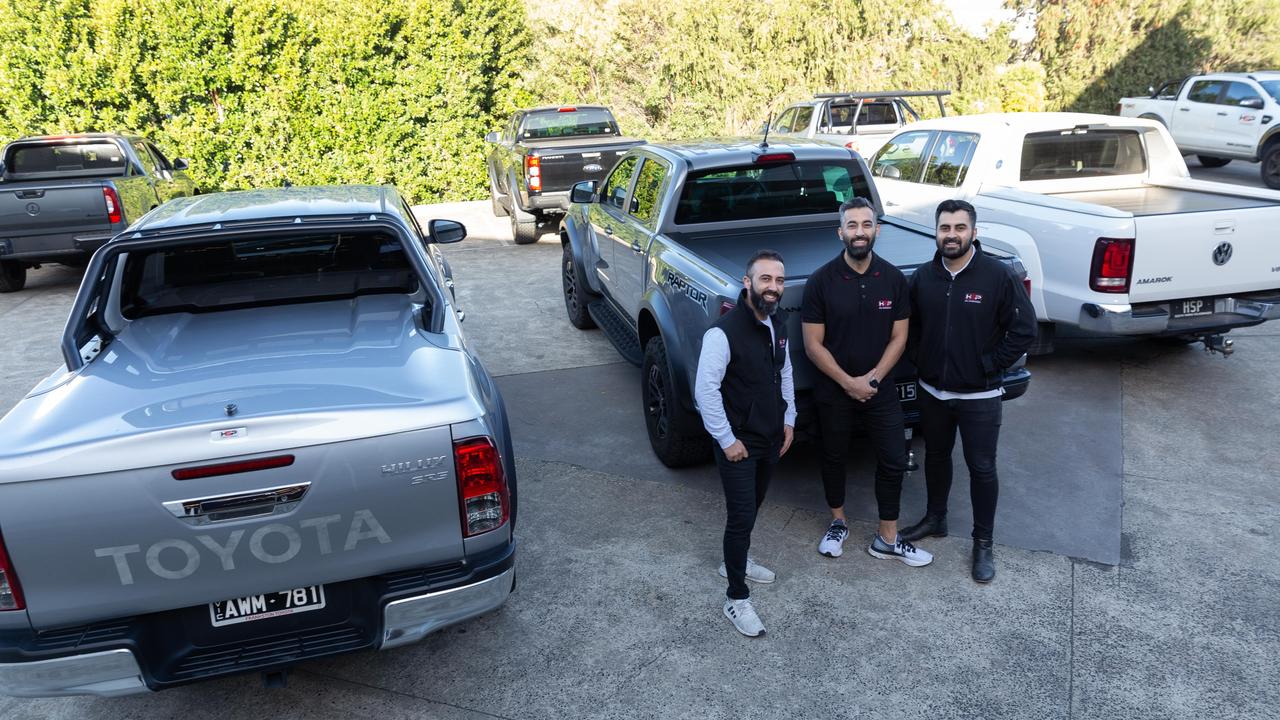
left=749, top=284, right=781, bottom=316
left=939, top=234, right=973, bottom=259
left=841, top=230, right=875, bottom=261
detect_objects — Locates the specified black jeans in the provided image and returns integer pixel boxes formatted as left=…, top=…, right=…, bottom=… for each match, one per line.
left=816, top=390, right=907, bottom=521
left=714, top=442, right=778, bottom=600
left=918, top=389, right=1002, bottom=541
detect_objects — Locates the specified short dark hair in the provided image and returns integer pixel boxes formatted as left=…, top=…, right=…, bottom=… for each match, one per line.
left=935, top=199, right=976, bottom=226
left=838, top=196, right=877, bottom=222
left=746, top=248, right=784, bottom=276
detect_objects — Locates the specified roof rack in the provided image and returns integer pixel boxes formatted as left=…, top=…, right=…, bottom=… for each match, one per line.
left=813, top=89, right=951, bottom=117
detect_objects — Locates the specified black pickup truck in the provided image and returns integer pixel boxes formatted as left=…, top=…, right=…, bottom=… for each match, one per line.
left=0, top=133, right=198, bottom=292
left=484, top=106, right=644, bottom=244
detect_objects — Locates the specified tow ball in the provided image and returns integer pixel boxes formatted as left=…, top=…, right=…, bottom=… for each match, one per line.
left=1198, top=333, right=1234, bottom=357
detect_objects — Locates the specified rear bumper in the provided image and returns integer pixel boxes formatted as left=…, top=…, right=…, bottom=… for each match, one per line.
left=1077, top=291, right=1280, bottom=335
left=0, top=232, right=113, bottom=263
left=526, top=191, right=571, bottom=213
left=0, top=541, right=514, bottom=698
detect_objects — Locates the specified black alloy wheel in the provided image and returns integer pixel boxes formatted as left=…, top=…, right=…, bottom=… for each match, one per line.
left=1263, top=144, right=1280, bottom=190
left=562, top=243, right=596, bottom=329
left=641, top=337, right=710, bottom=467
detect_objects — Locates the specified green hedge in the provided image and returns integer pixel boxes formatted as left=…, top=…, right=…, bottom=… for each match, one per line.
left=3, top=0, right=1278, bottom=202
left=0, top=0, right=530, bottom=201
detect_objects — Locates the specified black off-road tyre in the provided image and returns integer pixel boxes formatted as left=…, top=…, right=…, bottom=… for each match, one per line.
left=0, top=261, right=26, bottom=293
left=489, top=174, right=509, bottom=218
left=642, top=336, right=711, bottom=468
left=511, top=207, right=538, bottom=245
left=1196, top=155, right=1231, bottom=168
left=562, top=242, right=598, bottom=329
left=1262, top=142, right=1280, bottom=190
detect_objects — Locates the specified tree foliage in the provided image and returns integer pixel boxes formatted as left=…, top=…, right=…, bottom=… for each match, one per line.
left=0, top=0, right=530, bottom=201
left=1015, top=0, right=1280, bottom=113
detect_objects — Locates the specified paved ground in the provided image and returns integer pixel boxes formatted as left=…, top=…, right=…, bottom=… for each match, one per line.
left=1, top=183, right=1278, bottom=718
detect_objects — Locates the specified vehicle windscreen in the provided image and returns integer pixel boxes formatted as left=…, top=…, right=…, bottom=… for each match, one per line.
left=119, top=231, right=418, bottom=318
left=4, top=142, right=127, bottom=177
left=1019, top=129, right=1147, bottom=181
left=520, top=108, right=617, bottom=139
left=674, top=159, right=871, bottom=224
left=1260, top=80, right=1280, bottom=103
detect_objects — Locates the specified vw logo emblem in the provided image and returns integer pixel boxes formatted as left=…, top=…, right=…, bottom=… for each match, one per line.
left=1212, top=241, right=1233, bottom=266
left=24, top=202, right=40, bottom=216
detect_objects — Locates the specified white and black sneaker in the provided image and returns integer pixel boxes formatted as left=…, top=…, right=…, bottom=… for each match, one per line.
left=867, top=534, right=934, bottom=567
left=818, top=520, right=849, bottom=557
left=718, top=557, right=776, bottom=584
left=723, top=598, right=766, bottom=637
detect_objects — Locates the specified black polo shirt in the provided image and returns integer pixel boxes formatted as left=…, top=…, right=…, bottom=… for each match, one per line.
left=800, top=251, right=910, bottom=394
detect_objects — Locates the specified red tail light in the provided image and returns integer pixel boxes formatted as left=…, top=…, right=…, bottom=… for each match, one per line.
left=526, top=155, right=541, bottom=192
left=1089, top=237, right=1135, bottom=293
left=0, top=528, right=26, bottom=611
left=103, top=186, right=123, bottom=224
left=1023, top=277, right=1032, bottom=296
left=454, top=437, right=508, bottom=537
left=172, top=454, right=295, bottom=480
left=720, top=300, right=736, bottom=315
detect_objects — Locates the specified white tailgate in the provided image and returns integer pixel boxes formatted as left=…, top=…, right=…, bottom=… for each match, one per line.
left=1129, top=208, right=1280, bottom=303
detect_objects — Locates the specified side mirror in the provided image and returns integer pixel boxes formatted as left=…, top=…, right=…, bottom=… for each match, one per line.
left=1148, top=85, right=1156, bottom=97
left=1241, top=97, right=1265, bottom=110
left=172, top=158, right=190, bottom=171
left=484, top=131, right=499, bottom=143
left=570, top=180, right=597, bottom=204
left=427, top=219, right=466, bottom=244
left=881, top=165, right=901, bottom=180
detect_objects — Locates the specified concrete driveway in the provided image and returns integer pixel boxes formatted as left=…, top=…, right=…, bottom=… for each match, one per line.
left=0, top=191, right=1277, bottom=720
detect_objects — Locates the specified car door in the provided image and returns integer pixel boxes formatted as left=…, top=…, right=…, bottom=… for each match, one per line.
left=1214, top=81, right=1265, bottom=156
left=1172, top=79, right=1226, bottom=150
left=129, top=140, right=171, bottom=206
left=587, top=155, right=639, bottom=297
left=868, top=129, right=936, bottom=224
left=610, top=155, right=671, bottom=319
left=147, top=142, right=196, bottom=198
left=888, top=130, right=978, bottom=228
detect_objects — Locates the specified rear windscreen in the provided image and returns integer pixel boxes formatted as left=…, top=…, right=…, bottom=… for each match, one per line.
left=120, top=232, right=417, bottom=318
left=1020, top=129, right=1147, bottom=181
left=674, top=160, right=871, bottom=224
left=521, top=109, right=617, bottom=139
left=6, top=142, right=128, bottom=175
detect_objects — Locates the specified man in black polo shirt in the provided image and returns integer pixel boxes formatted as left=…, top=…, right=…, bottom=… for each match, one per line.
left=899, top=199, right=1036, bottom=583
left=694, top=249, right=795, bottom=637
left=801, top=197, right=932, bottom=568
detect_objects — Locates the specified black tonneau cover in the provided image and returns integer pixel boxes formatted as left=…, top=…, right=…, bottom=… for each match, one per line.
left=667, top=219, right=938, bottom=281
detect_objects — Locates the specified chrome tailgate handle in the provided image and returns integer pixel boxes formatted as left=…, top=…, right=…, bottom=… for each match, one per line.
left=163, top=482, right=311, bottom=525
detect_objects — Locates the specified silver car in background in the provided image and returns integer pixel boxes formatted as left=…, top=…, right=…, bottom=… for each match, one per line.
left=0, top=186, right=517, bottom=697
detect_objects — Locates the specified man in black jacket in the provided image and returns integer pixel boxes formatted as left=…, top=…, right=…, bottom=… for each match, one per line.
left=900, top=199, right=1036, bottom=583
left=694, top=249, right=795, bottom=637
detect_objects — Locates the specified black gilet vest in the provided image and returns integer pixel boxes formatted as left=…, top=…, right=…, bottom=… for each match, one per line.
left=712, top=290, right=788, bottom=450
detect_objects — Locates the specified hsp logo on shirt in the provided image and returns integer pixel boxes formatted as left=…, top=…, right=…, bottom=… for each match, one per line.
left=878, top=299, right=893, bottom=310
left=964, top=293, right=983, bottom=304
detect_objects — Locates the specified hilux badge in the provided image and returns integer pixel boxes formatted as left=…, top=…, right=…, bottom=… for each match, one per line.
left=1212, top=242, right=1233, bottom=266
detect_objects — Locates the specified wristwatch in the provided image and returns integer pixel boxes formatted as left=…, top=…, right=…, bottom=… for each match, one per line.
left=868, top=376, right=880, bottom=389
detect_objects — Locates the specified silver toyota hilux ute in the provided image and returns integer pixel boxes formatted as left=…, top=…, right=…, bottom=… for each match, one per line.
left=0, top=186, right=517, bottom=698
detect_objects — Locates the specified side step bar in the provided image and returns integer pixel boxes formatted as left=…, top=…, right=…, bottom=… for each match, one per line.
left=587, top=300, right=643, bottom=366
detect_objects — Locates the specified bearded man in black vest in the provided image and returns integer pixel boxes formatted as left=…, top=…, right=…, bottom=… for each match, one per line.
left=694, top=249, right=796, bottom=638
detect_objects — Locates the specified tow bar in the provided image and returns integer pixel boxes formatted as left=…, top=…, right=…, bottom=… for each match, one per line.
left=1198, top=333, right=1234, bottom=357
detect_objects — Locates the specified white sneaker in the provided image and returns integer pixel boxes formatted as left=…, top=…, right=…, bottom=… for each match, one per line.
left=867, top=534, right=934, bottom=567
left=818, top=520, right=849, bottom=557
left=723, top=598, right=766, bottom=637
left=718, top=557, right=776, bottom=584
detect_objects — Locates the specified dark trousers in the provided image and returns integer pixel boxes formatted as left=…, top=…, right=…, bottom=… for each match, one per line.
left=714, top=442, right=778, bottom=600
left=816, top=391, right=907, bottom=521
left=918, top=389, right=1002, bottom=541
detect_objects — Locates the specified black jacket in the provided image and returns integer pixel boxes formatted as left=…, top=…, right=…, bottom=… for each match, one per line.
left=713, top=290, right=788, bottom=450
left=908, top=241, right=1036, bottom=393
